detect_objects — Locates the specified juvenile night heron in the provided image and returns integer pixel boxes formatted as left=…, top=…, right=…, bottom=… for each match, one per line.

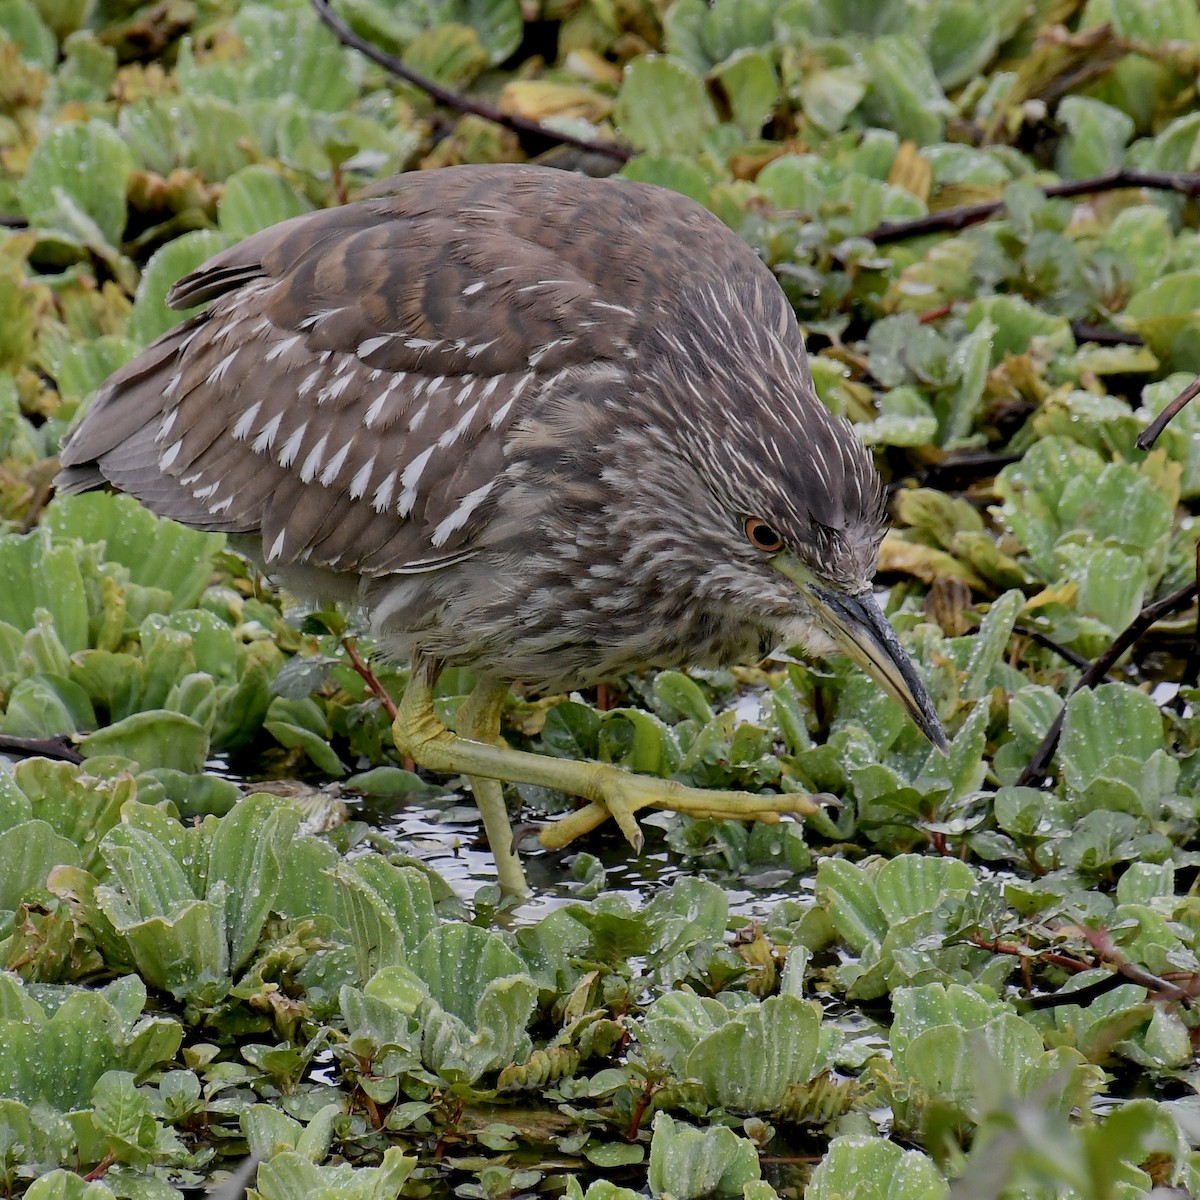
left=57, top=164, right=945, bottom=894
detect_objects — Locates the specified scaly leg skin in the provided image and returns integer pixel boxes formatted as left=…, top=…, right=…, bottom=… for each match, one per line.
left=392, top=655, right=822, bottom=881
left=455, top=676, right=529, bottom=896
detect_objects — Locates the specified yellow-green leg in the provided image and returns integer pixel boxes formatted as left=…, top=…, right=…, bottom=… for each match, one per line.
left=392, top=656, right=823, bottom=878
left=455, top=677, right=529, bottom=896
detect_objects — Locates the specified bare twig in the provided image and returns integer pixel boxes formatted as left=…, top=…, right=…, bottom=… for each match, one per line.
left=1015, top=582, right=1196, bottom=787
left=1070, top=320, right=1143, bottom=347
left=1015, top=625, right=1113, bottom=678
left=1137, top=374, right=1200, bottom=450
left=309, top=0, right=630, bottom=164
left=0, top=733, right=84, bottom=764
left=867, top=168, right=1200, bottom=245
left=342, top=638, right=398, bottom=721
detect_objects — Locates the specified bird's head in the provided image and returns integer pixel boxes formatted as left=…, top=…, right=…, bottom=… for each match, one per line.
left=647, top=316, right=947, bottom=752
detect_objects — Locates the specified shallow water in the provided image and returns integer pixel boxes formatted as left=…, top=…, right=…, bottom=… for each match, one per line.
left=354, top=785, right=810, bottom=922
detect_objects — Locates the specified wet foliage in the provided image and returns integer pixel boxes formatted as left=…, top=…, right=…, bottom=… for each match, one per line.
left=3, top=0, right=1200, bottom=1196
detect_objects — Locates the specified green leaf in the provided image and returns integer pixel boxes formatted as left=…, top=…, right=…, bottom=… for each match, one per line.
left=46, top=492, right=224, bottom=610
left=80, top=710, right=209, bottom=773
left=615, top=57, right=718, bottom=156
left=24, top=1171, right=117, bottom=1200
left=1122, top=270, right=1200, bottom=372
left=816, top=858, right=888, bottom=950
left=233, top=4, right=362, bottom=108
left=0, top=0, right=55, bottom=68
left=1056, top=96, right=1134, bottom=178
left=926, top=2, right=998, bottom=89
left=684, top=995, right=823, bottom=1110
left=647, top=1113, right=761, bottom=1198
left=1058, top=683, right=1163, bottom=795
left=712, top=49, right=778, bottom=138
left=410, top=923, right=525, bottom=1025
left=874, top=855, right=976, bottom=924
left=218, top=165, right=314, bottom=240
left=18, top=120, right=135, bottom=249
left=127, top=229, right=234, bottom=347
left=807, top=1135, right=948, bottom=1200
left=266, top=697, right=346, bottom=776
left=0, top=819, right=81, bottom=910
left=208, top=793, right=300, bottom=972
left=861, top=36, right=949, bottom=145
left=343, top=856, right=438, bottom=958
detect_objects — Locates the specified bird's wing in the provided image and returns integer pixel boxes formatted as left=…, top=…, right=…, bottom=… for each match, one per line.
left=58, top=173, right=641, bottom=577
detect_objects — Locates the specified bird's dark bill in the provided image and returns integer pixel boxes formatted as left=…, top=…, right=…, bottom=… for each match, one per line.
left=808, top=585, right=949, bottom=752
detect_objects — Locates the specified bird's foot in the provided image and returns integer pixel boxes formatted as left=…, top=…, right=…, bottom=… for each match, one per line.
left=392, top=660, right=824, bottom=888
left=537, top=775, right=823, bottom=852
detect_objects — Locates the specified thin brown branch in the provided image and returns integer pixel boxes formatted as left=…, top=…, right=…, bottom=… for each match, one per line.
left=0, top=733, right=84, bottom=764
left=1137, top=374, right=1200, bottom=450
left=309, top=0, right=630, bottom=164
left=342, top=638, right=398, bottom=721
left=1070, top=321, right=1143, bottom=347
left=1015, top=625, right=1113, bottom=678
left=868, top=168, right=1200, bottom=245
left=1015, top=582, right=1196, bottom=787
left=1078, top=925, right=1195, bottom=1005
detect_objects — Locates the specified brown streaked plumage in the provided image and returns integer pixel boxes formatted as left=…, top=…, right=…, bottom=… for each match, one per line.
left=58, top=164, right=944, bottom=891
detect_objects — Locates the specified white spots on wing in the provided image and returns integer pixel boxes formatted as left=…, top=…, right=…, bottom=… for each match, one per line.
left=462, top=281, right=485, bottom=296
left=192, top=480, right=219, bottom=501
left=300, top=307, right=345, bottom=330
left=364, top=374, right=405, bottom=428
left=372, top=468, right=398, bottom=513
left=437, top=400, right=481, bottom=449
left=465, top=339, right=497, bottom=359
left=592, top=300, right=636, bottom=318
left=232, top=400, right=263, bottom=441
left=528, top=338, right=569, bottom=368
left=408, top=400, right=430, bottom=432
left=480, top=376, right=500, bottom=402
left=297, top=369, right=322, bottom=398
left=517, top=280, right=558, bottom=294
left=319, top=372, right=354, bottom=404
left=396, top=444, right=435, bottom=516
left=349, top=455, right=376, bottom=499
left=209, top=495, right=233, bottom=514
left=156, top=409, right=178, bottom=443
left=278, top=422, right=307, bottom=468
left=405, top=337, right=442, bottom=352
left=206, top=349, right=238, bottom=385
left=266, top=529, right=287, bottom=561
left=265, top=335, right=300, bottom=362
left=430, top=480, right=495, bottom=547
left=299, top=433, right=330, bottom=482
left=320, top=439, right=352, bottom=486
left=160, top=438, right=183, bottom=469
left=358, top=335, right=392, bottom=357
left=452, top=379, right=475, bottom=406
left=163, top=371, right=182, bottom=401
left=253, top=413, right=282, bottom=453
left=490, top=373, right=532, bottom=428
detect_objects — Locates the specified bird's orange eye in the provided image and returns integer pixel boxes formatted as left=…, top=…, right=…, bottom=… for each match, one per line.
left=745, top=517, right=784, bottom=553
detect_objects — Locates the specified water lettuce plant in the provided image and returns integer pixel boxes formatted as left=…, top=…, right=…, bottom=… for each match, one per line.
left=3, top=0, right=1200, bottom=1196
